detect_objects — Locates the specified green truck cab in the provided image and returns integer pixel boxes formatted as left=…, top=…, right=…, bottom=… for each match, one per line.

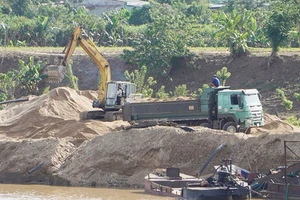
left=122, top=86, right=264, bottom=133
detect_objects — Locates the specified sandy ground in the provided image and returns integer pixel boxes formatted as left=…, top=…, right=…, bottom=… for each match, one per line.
left=0, top=87, right=299, bottom=187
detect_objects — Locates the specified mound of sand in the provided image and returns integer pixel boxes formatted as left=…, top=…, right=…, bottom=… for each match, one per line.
left=0, top=87, right=128, bottom=140
left=251, top=113, right=298, bottom=134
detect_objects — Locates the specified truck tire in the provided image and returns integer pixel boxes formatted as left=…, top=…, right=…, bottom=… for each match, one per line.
left=199, top=122, right=211, bottom=128
left=222, top=122, right=237, bottom=133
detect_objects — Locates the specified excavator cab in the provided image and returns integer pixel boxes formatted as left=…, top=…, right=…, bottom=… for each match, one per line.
left=96, top=81, right=136, bottom=110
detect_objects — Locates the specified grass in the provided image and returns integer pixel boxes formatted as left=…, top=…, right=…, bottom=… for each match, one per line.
left=1, top=46, right=300, bottom=54
left=0, top=46, right=132, bottom=54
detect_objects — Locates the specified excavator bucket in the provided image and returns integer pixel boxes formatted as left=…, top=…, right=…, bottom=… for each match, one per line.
left=45, top=65, right=66, bottom=83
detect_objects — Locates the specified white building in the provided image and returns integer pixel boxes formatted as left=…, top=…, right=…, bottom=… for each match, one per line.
left=84, top=0, right=149, bottom=15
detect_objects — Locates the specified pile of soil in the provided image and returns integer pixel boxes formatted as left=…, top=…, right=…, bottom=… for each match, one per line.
left=0, top=86, right=299, bottom=187
left=0, top=87, right=127, bottom=140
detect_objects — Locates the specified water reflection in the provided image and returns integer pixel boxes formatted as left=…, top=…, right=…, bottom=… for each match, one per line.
left=0, top=184, right=175, bottom=200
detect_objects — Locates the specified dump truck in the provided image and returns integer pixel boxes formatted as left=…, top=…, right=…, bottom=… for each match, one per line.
left=122, top=86, right=264, bottom=133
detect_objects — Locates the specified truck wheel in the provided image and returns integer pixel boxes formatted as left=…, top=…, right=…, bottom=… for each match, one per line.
left=200, top=122, right=211, bottom=128
left=222, top=122, right=237, bottom=133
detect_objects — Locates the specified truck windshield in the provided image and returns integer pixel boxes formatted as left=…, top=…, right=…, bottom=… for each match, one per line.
left=244, top=94, right=261, bottom=105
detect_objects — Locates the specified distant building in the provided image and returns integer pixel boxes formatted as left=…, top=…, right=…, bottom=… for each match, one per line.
left=84, top=0, right=149, bottom=15
left=209, top=4, right=224, bottom=9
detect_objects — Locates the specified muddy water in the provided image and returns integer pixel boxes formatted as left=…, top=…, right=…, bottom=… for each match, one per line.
left=0, top=184, right=175, bottom=200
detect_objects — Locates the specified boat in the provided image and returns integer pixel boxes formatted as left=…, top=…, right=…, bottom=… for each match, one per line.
left=251, top=140, right=300, bottom=199
left=252, top=162, right=300, bottom=199
left=179, top=159, right=252, bottom=200
left=144, top=143, right=255, bottom=200
left=144, top=167, right=203, bottom=197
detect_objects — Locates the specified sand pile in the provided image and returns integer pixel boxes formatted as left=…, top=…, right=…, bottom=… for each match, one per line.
left=0, top=87, right=128, bottom=140
left=56, top=126, right=300, bottom=187
left=0, top=138, right=75, bottom=175
left=251, top=113, right=298, bottom=134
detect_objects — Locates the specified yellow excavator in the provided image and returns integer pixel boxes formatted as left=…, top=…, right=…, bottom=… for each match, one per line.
left=45, top=26, right=137, bottom=121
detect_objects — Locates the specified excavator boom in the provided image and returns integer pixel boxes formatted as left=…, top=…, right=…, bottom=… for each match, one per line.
left=46, top=26, right=111, bottom=103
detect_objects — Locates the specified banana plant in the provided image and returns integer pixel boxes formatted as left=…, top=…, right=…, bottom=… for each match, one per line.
left=16, top=56, right=46, bottom=95
left=213, top=9, right=256, bottom=57
left=34, top=16, right=50, bottom=46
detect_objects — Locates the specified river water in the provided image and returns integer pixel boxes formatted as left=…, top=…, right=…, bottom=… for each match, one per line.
left=0, top=184, right=265, bottom=200
left=0, top=184, right=175, bottom=200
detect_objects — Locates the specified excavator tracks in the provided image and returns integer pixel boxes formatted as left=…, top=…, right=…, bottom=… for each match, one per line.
left=80, top=110, right=123, bottom=121
left=80, top=110, right=105, bottom=120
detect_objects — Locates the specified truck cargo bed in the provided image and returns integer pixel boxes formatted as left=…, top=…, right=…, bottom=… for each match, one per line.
left=122, top=99, right=206, bottom=122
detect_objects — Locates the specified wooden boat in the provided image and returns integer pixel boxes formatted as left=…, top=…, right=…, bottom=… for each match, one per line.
left=144, top=167, right=203, bottom=197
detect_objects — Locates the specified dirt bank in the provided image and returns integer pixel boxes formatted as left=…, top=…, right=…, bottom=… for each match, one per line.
left=1, top=48, right=300, bottom=117
left=0, top=87, right=299, bottom=187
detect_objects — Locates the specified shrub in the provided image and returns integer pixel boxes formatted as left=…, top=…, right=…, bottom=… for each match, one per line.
left=124, top=65, right=156, bottom=98
left=294, top=92, right=300, bottom=102
left=173, top=84, right=189, bottom=97
left=276, top=88, right=293, bottom=111
left=216, top=66, right=231, bottom=86
left=155, top=85, right=169, bottom=99
left=287, top=116, right=299, bottom=126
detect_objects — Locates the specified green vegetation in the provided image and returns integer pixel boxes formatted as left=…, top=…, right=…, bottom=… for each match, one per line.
left=2, top=0, right=300, bottom=102
left=276, top=88, right=293, bottom=111
left=294, top=93, right=300, bottom=102
left=173, top=84, right=190, bottom=97
left=216, top=67, right=231, bottom=86
left=124, top=65, right=156, bottom=98
left=65, top=61, right=79, bottom=90
left=155, top=85, right=169, bottom=99
left=17, top=56, right=46, bottom=95
left=0, top=56, right=46, bottom=100
left=287, top=116, right=300, bottom=127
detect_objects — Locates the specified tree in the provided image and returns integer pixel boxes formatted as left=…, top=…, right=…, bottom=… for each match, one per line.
left=264, top=1, right=297, bottom=58
left=17, top=56, right=46, bottom=95
left=128, top=6, right=152, bottom=25
left=1, top=0, right=30, bottom=16
left=122, top=2, right=192, bottom=76
left=213, top=9, right=257, bottom=57
left=103, top=8, right=131, bottom=46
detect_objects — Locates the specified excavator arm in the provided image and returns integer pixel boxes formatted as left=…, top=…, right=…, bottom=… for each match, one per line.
left=46, top=26, right=111, bottom=105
